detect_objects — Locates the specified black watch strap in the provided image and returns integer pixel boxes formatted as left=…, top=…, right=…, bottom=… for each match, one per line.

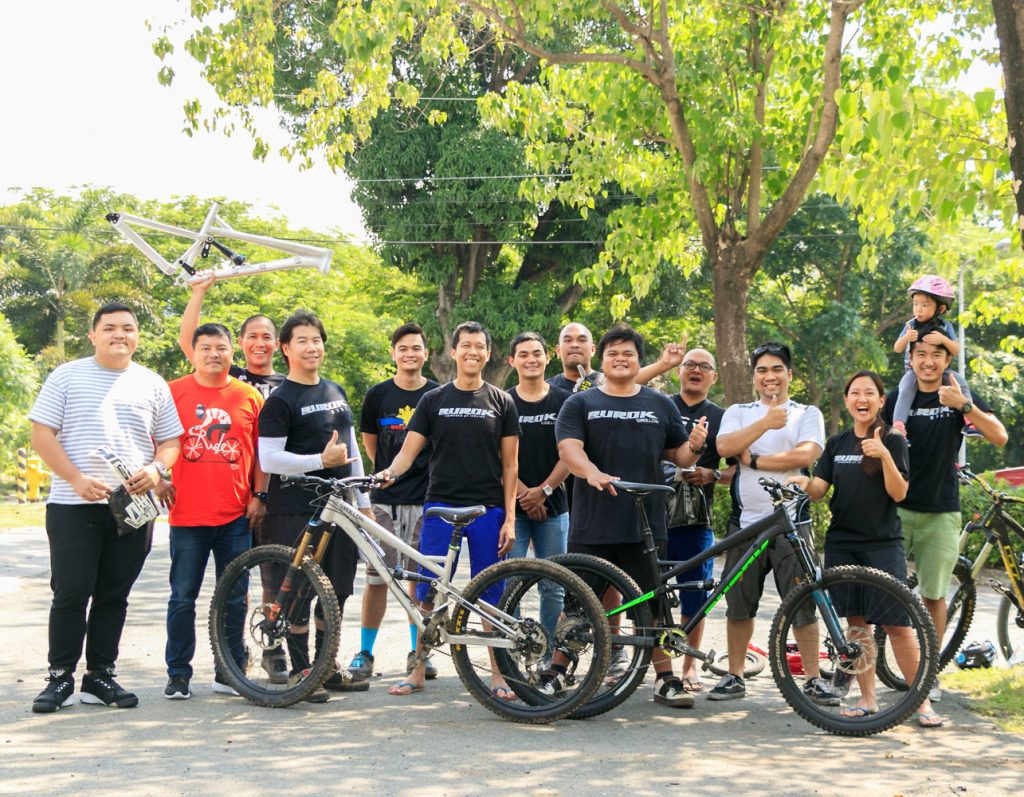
left=749, top=454, right=759, bottom=470
left=253, top=491, right=269, bottom=503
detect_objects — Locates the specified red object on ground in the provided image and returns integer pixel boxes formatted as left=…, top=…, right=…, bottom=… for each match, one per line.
left=994, top=467, right=1024, bottom=486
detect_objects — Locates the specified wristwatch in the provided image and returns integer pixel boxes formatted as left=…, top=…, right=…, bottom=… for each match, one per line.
left=541, top=484, right=554, bottom=497
left=713, top=469, right=722, bottom=482
left=152, top=461, right=170, bottom=480
left=960, top=401, right=973, bottom=415
left=749, top=454, right=760, bottom=470
left=253, top=491, right=269, bottom=503
left=689, top=441, right=708, bottom=456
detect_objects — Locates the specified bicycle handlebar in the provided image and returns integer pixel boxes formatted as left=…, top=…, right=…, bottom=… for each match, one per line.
left=279, top=474, right=383, bottom=492
left=757, top=477, right=808, bottom=503
left=956, top=465, right=1024, bottom=505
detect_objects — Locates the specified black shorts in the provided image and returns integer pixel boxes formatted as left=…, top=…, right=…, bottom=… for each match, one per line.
left=824, top=545, right=911, bottom=627
left=567, top=539, right=665, bottom=595
left=260, top=513, right=358, bottom=601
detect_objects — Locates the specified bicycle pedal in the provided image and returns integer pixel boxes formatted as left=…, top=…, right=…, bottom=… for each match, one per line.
left=700, top=649, right=717, bottom=671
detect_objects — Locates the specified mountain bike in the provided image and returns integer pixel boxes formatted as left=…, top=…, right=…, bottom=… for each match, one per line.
left=552, top=478, right=939, bottom=736
left=876, top=466, right=1024, bottom=689
left=207, top=474, right=610, bottom=723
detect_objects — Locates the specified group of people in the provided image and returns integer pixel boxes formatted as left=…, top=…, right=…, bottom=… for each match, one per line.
left=27, top=275, right=1008, bottom=729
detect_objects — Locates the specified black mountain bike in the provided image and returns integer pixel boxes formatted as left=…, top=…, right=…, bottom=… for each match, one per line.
left=553, top=478, right=939, bottom=736
left=877, top=466, right=1024, bottom=689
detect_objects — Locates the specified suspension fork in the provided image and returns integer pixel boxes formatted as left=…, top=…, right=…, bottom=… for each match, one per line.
left=265, top=518, right=329, bottom=625
left=782, top=526, right=848, bottom=644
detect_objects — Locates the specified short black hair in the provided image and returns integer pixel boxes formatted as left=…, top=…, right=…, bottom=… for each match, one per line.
left=509, top=331, right=547, bottom=357
left=192, top=322, right=233, bottom=348
left=392, top=322, right=427, bottom=348
left=451, top=321, right=491, bottom=350
left=597, top=324, right=644, bottom=361
left=279, top=310, right=327, bottom=367
left=239, top=314, right=277, bottom=339
left=92, top=302, right=137, bottom=330
left=750, top=341, right=792, bottom=370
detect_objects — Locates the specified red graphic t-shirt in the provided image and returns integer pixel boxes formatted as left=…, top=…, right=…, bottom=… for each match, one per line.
left=168, top=374, right=263, bottom=526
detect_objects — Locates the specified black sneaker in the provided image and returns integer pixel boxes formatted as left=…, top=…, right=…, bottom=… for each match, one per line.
left=653, top=676, right=695, bottom=708
left=261, top=649, right=289, bottom=685
left=323, top=668, right=370, bottom=692
left=289, top=668, right=330, bottom=703
left=80, top=669, right=138, bottom=708
left=31, top=669, right=75, bottom=713
left=164, top=675, right=192, bottom=700
left=804, top=676, right=841, bottom=706
left=707, top=673, right=746, bottom=701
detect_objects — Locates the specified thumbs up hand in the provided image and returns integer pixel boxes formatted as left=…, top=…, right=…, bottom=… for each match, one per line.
left=763, top=394, right=787, bottom=430
left=861, top=426, right=887, bottom=460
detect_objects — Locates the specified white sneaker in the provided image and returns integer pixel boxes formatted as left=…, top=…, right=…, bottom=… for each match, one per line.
left=928, top=686, right=942, bottom=702
left=212, top=676, right=240, bottom=696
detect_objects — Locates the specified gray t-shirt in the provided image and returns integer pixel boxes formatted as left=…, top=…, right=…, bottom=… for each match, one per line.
left=29, top=357, right=183, bottom=505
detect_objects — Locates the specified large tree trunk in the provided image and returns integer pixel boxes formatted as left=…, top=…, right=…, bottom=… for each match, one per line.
left=993, top=0, right=1024, bottom=249
left=712, top=248, right=755, bottom=405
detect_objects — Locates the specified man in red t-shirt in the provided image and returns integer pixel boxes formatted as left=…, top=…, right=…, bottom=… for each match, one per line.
left=160, top=322, right=267, bottom=700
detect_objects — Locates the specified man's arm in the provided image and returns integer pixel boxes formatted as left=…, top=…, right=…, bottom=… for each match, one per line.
left=738, top=441, right=822, bottom=472
left=361, top=432, right=378, bottom=465
left=717, top=399, right=786, bottom=458
left=939, top=381, right=1008, bottom=447
left=558, top=438, right=620, bottom=496
left=636, top=336, right=687, bottom=386
left=31, top=422, right=112, bottom=501
left=377, top=431, right=429, bottom=480
left=177, top=275, right=215, bottom=359
left=126, top=437, right=181, bottom=495
left=498, top=435, right=519, bottom=556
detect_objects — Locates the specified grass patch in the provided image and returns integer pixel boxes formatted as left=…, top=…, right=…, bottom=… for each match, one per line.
left=0, top=501, right=46, bottom=529
left=943, top=667, right=1024, bottom=734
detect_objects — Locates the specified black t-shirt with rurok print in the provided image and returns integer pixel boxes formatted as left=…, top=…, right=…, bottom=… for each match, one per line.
left=881, top=387, right=990, bottom=513
left=556, top=386, right=687, bottom=544
left=814, top=429, right=909, bottom=551
left=360, top=378, right=439, bottom=505
left=407, top=382, right=521, bottom=507
left=509, top=385, right=571, bottom=518
left=229, top=365, right=284, bottom=400
left=546, top=370, right=601, bottom=393
left=259, top=378, right=356, bottom=516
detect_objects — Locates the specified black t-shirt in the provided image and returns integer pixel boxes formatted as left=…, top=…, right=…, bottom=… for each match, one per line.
left=509, top=385, right=571, bottom=517
left=556, top=386, right=687, bottom=544
left=547, top=370, right=601, bottom=393
left=259, top=378, right=356, bottom=516
left=670, top=395, right=734, bottom=515
left=230, top=365, right=284, bottom=401
left=881, top=387, right=986, bottom=513
left=814, top=429, right=909, bottom=550
left=408, top=382, right=520, bottom=507
left=359, top=378, right=439, bottom=504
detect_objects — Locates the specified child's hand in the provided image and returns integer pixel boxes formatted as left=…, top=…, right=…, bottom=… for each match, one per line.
left=902, top=328, right=919, bottom=343
left=921, top=331, right=944, bottom=345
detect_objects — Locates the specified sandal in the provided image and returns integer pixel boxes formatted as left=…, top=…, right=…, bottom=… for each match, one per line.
left=680, top=677, right=704, bottom=693
left=491, top=685, right=517, bottom=701
left=917, top=711, right=944, bottom=728
left=840, top=706, right=878, bottom=718
left=653, top=677, right=695, bottom=708
left=388, top=681, right=425, bottom=696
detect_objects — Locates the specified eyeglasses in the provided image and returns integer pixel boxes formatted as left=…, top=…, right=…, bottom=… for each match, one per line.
left=682, top=361, right=715, bottom=373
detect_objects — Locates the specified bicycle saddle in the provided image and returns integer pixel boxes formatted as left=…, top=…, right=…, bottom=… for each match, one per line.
left=425, top=505, right=487, bottom=525
left=611, top=480, right=675, bottom=495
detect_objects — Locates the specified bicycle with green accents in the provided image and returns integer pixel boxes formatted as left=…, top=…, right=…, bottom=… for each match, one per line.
left=551, top=478, right=938, bottom=736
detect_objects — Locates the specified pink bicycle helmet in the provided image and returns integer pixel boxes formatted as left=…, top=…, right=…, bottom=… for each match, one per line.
left=908, top=275, right=955, bottom=310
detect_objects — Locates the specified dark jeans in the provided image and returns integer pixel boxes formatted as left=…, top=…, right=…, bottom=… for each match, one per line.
left=166, top=515, right=251, bottom=678
left=45, top=503, right=152, bottom=673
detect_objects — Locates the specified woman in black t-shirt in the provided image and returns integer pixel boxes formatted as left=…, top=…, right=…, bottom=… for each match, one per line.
left=790, top=370, right=940, bottom=726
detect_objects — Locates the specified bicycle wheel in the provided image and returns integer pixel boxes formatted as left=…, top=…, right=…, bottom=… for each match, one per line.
left=209, top=544, right=341, bottom=707
left=549, top=553, right=654, bottom=718
left=769, top=566, right=938, bottom=736
left=875, top=557, right=975, bottom=691
left=448, top=558, right=610, bottom=724
left=706, top=649, right=768, bottom=679
left=997, top=594, right=1024, bottom=664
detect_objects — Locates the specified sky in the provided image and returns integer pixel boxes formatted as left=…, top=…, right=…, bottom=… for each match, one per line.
left=0, top=2, right=1002, bottom=241
left=0, top=0, right=363, bottom=237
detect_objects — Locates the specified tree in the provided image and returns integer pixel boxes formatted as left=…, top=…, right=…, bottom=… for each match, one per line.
left=993, top=0, right=1024, bottom=250
left=0, top=312, right=38, bottom=472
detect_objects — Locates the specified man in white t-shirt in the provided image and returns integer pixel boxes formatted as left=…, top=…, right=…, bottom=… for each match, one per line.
left=712, top=342, right=833, bottom=704
left=28, top=303, right=183, bottom=713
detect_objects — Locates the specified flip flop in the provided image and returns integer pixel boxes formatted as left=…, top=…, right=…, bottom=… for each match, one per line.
left=840, top=706, right=878, bottom=718
left=388, top=681, right=425, bottom=696
left=680, top=677, right=704, bottom=693
left=917, top=711, right=944, bottom=728
left=491, top=685, right=517, bottom=701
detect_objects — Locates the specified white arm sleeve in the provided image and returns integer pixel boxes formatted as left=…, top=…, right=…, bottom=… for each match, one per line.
left=347, top=426, right=371, bottom=509
left=259, top=437, right=323, bottom=475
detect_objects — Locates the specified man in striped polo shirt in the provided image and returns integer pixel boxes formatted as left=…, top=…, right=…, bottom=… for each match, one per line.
left=28, top=303, right=183, bottom=713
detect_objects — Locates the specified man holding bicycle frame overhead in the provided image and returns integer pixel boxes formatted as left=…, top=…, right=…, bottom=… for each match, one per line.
left=714, top=341, right=835, bottom=704
left=555, top=323, right=706, bottom=709
left=375, top=321, right=521, bottom=699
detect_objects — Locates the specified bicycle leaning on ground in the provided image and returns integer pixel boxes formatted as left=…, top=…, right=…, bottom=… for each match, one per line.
left=550, top=478, right=939, bottom=736
left=207, top=474, right=610, bottom=723
left=877, top=465, right=1024, bottom=689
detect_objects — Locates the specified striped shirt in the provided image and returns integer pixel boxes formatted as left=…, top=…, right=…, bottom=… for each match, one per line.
left=29, top=357, right=184, bottom=505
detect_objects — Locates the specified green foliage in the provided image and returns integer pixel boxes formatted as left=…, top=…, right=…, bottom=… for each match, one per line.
left=0, top=313, right=37, bottom=475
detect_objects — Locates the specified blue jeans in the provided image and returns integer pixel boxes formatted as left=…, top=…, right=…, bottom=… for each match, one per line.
left=511, top=513, right=569, bottom=638
left=166, top=515, right=251, bottom=678
left=417, top=504, right=506, bottom=605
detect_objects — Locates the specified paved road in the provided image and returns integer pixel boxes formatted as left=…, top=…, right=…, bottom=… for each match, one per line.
left=1, top=522, right=1022, bottom=797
